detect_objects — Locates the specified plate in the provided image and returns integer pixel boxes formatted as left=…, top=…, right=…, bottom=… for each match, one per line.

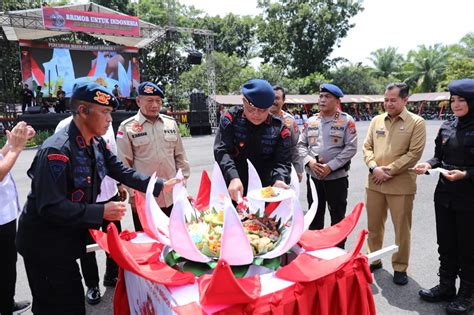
left=247, top=187, right=295, bottom=202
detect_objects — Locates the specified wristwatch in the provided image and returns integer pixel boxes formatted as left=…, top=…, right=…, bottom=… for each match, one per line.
left=369, top=165, right=377, bottom=174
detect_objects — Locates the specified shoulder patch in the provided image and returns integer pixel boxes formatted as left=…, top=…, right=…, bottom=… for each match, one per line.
left=47, top=154, right=69, bottom=162
left=284, top=117, right=293, bottom=128
left=281, top=127, right=290, bottom=139
left=116, top=130, right=124, bottom=139
left=48, top=157, right=67, bottom=181
left=222, top=112, right=233, bottom=128
left=348, top=120, right=357, bottom=134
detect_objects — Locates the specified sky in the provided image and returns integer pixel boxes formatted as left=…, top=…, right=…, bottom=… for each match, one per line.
left=180, top=0, right=474, bottom=66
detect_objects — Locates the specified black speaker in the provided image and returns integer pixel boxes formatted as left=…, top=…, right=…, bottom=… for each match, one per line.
left=190, top=92, right=207, bottom=111
left=187, top=51, right=203, bottom=65
left=188, top=110, right=209, bottom=125
left=26, top=106, right=42, bottom=114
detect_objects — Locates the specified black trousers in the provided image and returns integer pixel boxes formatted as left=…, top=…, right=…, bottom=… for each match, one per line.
left=307, top=175, right=348, bottom=248
left=0, top=219, right=17, bottom=314
left=132, top=204, right=173, bottom=232
left=24, top=257, right=85, bottom=315
left=435, top=198, right=474, bottom=283
left=80, top=195, right=122, bottom=288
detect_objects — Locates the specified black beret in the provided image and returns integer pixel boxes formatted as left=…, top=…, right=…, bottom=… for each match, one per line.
left=138, top=82, right=164, bottom=98
left=448, top=79, right=474, bottom=99
left=72, top=82, right=118, bottom=108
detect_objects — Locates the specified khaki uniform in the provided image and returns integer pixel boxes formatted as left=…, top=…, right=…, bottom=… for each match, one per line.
left=278, top=110, right=303, bottom=174
left=116, top=111, right=190, bottom=208
left=363, top=108, right=426, bottom=272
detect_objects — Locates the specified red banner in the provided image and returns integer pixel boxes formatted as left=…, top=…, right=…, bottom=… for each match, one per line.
left=42, top=7, right=140, bottom=37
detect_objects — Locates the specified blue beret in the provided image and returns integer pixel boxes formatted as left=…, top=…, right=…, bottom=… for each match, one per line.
left=138, top=82, right=164, bottom=98
left=72, top=82, right=118, bottom=108
left=448, top=79, right=474, bottom=99
left=241, top=79, right=275, bottom=109
left=320, top=83, right=344, bottom=98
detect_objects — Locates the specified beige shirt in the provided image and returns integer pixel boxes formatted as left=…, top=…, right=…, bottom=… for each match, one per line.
left=116, top=111, right=190, bottom=207
left=363, top=108, right=426, bottom=195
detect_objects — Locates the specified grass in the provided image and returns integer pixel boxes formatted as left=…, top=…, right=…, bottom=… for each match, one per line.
left=178, top=123, right=191, bottom=137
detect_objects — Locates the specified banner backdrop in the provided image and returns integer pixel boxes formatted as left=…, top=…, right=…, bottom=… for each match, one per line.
left=42, top=7, right=140, bottom=37
left=20, top=41, right=140, bottom=98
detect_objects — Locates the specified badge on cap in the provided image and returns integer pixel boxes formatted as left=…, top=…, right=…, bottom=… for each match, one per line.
left=93, top=91, right=111, bottom=105
left=143, top=85, right=155, bottom=94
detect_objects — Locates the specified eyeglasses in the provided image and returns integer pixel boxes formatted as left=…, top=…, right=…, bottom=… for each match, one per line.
left=243, top=98, right=269, bottom=115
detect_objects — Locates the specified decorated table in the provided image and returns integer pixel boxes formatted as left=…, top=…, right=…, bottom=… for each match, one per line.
left=91, top=162, right=376, bottom=315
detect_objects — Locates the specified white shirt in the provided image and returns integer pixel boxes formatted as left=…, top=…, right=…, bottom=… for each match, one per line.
left=0, top=154, right=21, bottom=225
left=55, top=116, right=118, bottom=202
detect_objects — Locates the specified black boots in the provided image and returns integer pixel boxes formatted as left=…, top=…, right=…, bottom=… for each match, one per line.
left=419, top=272, right=456, bottom=302
left=446, top=280, right=474, bottom=315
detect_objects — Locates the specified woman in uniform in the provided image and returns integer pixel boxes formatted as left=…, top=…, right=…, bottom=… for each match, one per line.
left=415, top=78, right=474, bottom=315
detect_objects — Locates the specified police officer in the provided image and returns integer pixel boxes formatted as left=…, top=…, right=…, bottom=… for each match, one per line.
left=298, top=83, right=357, bottom=248
left=270, top=85, right=303, bottom=182
left=116, top=82, right=190, bottom=230
left=16, top=82, right=180, bottom=314
left=214, top=79, right=292, bottom=202
left=415, top=79, right=474, bottom=314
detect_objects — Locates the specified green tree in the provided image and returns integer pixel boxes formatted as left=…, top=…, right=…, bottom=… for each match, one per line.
left=369, top=47, right=403, bottom=78
left=91, top=0, right=135, bottom=15
left=329, top=63, right=383, bottom=95
left=257, top=0, right=363, bottom=77
left=188, top=14, right=260, bottom=63
left=403, top=44, right=449, bottom=92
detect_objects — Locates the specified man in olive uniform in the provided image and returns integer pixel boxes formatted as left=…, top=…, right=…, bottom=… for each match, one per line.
left=116, top=82, right=190, bottom=230
left=270, top=85, right=303, bottom=182
left=298, top=83, right=357, bottom=248
left=214, top=79, right=292, bottom=202
left=16, top=82, right=179, bottom=314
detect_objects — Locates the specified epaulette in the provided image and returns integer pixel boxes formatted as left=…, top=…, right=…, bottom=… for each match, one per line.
left=160, top=114, right=175, bottom=120
left=120, top=115, right=138, bottom=126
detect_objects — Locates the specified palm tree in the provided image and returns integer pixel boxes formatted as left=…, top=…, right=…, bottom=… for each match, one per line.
left=404, top=44, right=449, bottom=92
left=369, top=47, right=403, bottom=78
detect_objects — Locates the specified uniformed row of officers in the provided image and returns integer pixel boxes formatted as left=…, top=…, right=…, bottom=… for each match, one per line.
left=1, top=78, right=473, bottom=315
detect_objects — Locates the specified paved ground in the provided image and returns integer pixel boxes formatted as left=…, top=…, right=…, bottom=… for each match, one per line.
left=10, top=120, right=471, bottom=314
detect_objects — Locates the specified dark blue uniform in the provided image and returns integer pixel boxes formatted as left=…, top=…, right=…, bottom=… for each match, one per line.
left=419, top=79, right=474, bottom=313
left=17, top=121, right=163, bottom=314
left=214, top=106, right=292, bottom=191
left=427, top=118, right=474, bottom=281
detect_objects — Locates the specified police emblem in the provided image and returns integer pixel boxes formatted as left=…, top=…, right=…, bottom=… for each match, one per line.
left=284, top=117, right=292, bottom=128
left=93, top=91, right=110, bottom=105
left=143, top=85, right=155, bottom=94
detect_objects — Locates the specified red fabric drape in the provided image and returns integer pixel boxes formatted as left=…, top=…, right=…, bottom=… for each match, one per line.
left=103, top=224, right=195, bottom=286
left=198, top=259, right=261, bottom=306
left=113, top=268, right=130, bottom=315
left=298, top=202, right=364, bottom=250
left=194, top=171, right=211, bottom=211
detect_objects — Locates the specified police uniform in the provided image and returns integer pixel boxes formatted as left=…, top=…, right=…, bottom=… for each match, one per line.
left=116, top=82, right=190, bottom=226
left=56, top=117, right=122, bottom=301
left=298, top=84, right=357, bottom=245
left=214, top=79, right=292, bottom=191
left=278, top=110, right=303, bottom=176
left=419, top=79, right=474, bottom=313
left=16, top=83, right=165, bottom=314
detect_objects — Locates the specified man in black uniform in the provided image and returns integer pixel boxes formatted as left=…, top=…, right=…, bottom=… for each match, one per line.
left=415, top=79, right=474, bottom=314
left=16, top=82, right=179, bottom=314
left=214, top=79, right=292, bottom=201
left=21, top=84, right=34, bottom=113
